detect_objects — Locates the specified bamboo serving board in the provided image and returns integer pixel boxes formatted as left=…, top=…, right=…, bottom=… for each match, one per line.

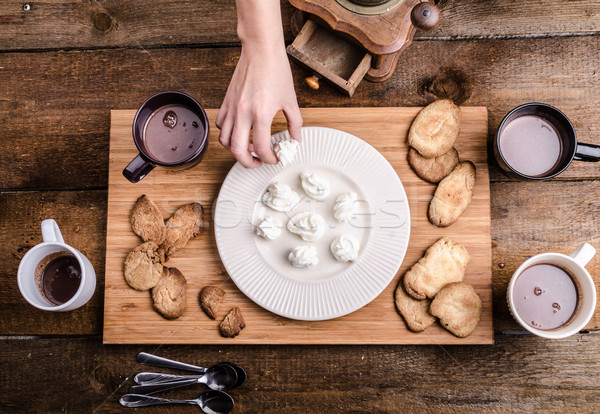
left=104, top=107, right=492, bottom=344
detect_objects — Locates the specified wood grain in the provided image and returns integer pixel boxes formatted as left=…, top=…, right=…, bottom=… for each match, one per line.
left=103, top=107, right=492, bottom=344
left=2, top=35, right=600, bottom=190
left=1, top=1, right=599, bottom=51
left=2, top=334, right=600, bottom=413
left=430, top=0, right=600, bottom=39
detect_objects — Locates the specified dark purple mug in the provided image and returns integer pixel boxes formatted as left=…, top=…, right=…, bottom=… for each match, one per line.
left=123, top=91, right=209, bottom=183
left=494, top=103, right=600, bottom=180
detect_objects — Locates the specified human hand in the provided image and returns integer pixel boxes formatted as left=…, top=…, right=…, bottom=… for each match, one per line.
left=216, top=46, right=302, bottom=168
left=216, top=0, right=302, bottom=168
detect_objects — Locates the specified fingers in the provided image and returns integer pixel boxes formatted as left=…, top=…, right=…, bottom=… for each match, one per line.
left=218, top=117, right=233, bottom=150
left=283, top=105, right=303, bottom=143
left=230, top=119, right=262, bottom=169
left=252, top=121, right=278, bottom=164
left=216, top=106, right=232, bottom=149
left=215, top=107, right=226, bottom=130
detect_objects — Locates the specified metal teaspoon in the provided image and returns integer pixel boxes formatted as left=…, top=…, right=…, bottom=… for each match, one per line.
left=130, top=363, right=238, bottom=394
left=136, top=362, right=247, bottom=389
left=136, top=352, right=247, bottom=388
left=120, top=390, right=234, bottom=414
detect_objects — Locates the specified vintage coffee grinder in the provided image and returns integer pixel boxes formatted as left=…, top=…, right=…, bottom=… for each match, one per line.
left=287, top=0, right=440, bottom=96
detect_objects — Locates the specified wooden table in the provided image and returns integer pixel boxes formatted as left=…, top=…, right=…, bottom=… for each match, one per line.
left=1, top=1, right=600, bottom=412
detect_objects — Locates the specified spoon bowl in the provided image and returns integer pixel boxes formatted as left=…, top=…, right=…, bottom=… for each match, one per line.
left=221, top=362, right=247, bottom=389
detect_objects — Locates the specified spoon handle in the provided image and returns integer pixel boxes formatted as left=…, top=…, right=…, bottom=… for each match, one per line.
left=129, top=378, right=200, bottom=395
left=120, top=393, right=194, bottom=407
left=135, top=372, right=202, bottom=384
left=137, top=352, right=206, bottom=373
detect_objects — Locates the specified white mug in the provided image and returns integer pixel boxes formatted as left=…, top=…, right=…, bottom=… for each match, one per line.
left=17, top=219, right=96, bottom=311
left=507, top=243, right=597, bottom=339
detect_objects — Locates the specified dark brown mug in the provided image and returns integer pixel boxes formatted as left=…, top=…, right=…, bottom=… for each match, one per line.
left=494, top=103, right=600, bottom=180
left=123, top=91, right=209, bottom=183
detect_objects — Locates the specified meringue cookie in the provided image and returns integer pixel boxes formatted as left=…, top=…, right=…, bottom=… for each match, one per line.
left=287, top=211, right=327, bottom=241
left=333, top=192, right=358, bottom=223
left=256, top=216, right=282, bottom=240
left=273, top=138, right=299, bottom=167
left=300, top=172, right=331, bottom=200
left=330, top=234, right=360, bottom=262
left=262, top=182, right=299, bottom=212
left=288, top=246, right=319, bottom=268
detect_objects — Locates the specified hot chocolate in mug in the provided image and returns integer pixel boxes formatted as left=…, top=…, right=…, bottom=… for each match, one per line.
left=494, top=103, right=600, bottom=180
left=507, top=243, right=596, bottom=339
left=17, top=219, right=96, bottom=311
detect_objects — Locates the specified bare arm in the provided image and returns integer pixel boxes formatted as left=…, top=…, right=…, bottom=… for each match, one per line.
left=216, top=0, right=302, bottom=168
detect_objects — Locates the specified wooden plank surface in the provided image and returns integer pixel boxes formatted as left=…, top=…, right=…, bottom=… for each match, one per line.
left=1, top=0, right=600, bottom=412
left=2, top=35, right=600, bottom=191
left=103, top=107, right=492, bottom=344
left=2, top=334, right=600, bottom=413
left=1, top=1, right=599, bottom=51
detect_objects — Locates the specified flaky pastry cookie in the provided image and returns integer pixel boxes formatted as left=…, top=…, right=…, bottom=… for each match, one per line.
left=403, top=237, right=470, bottom=300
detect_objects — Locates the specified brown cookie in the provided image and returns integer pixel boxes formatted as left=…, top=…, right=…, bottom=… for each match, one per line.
left=428, top=161, right=476, bottom=227
left=152, top=267, right=187, bottom=319
left=430, top=282, right=482, bottom=338
left=123, top=241, right=164, bottom=291
left=219, top=307, right=246, bottom=338
left=159, top=202, right=204, bottom=259
left=199, top=286, right=226, bottom=319
left=408, top=147, right=459, bottom=183
left=407, top=99, right=461, bottom=158
left=403, top=237, right=470, bottom=300
left=130, top=195, right=166, bottom=244
left=394, top=278, right=436, bottom=332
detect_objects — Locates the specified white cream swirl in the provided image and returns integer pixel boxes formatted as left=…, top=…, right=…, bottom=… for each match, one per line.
left=288, top=246, right=319, bottom=268
left=333, top=192, right=358, bottom=223
left=330, top=234, right=360, bottom=262
left=256, top=216, right=282, bottom=240
left=287, top=211, right=326, bottom=241
left=300, top=172, right=331, bottom=200
left=273, top=138, right=299, bottom=167
left=262, top=182, right=299, bottom=212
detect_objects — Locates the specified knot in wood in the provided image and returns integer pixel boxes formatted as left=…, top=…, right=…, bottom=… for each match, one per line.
left=422, top=68, right=471, bottom=105
left=93, top=12, right=113, bottom=32
left=90, top=365, right=117, bottom=391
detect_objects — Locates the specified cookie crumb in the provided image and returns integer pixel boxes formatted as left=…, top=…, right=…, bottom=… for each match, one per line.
left=219, top=307, right=246, bottom=338
left=199, top=286, right=225, bottom=319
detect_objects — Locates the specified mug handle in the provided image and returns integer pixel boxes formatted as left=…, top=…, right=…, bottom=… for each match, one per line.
left=569, top=243, right=596, bottom=267
left=574, top=142, right=600, bottom=162
left=123, top=154, right=155, bottom=183
left=41, top=219, right=65, bottom=244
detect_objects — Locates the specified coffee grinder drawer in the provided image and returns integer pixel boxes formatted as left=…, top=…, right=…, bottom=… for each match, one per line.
left=286, top=19, right=372, bottom=97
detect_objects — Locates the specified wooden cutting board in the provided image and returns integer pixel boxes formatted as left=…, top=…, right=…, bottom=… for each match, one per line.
left=104, top=107, right=492, bottom=344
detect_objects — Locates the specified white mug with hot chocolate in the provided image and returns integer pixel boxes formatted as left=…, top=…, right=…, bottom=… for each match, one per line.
left=17, top=219, right=96, bottom=311
left=507, top=243, right=596, bottom=339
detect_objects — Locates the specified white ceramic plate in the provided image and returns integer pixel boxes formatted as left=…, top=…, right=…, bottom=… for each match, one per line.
left=214, top=127, right=410, bottom=320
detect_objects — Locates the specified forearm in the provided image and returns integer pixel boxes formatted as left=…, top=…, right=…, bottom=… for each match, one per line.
left=236, top=0, right=285, bottom=53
